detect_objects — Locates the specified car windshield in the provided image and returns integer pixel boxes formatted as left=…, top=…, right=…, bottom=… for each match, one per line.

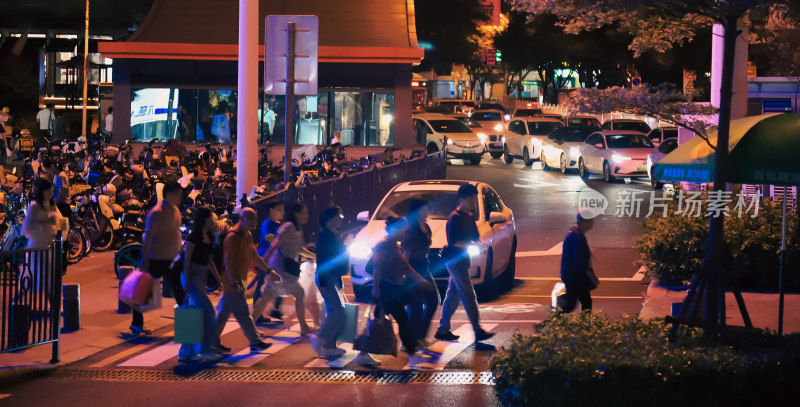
left=514, top=109, right=542, bottom=117
left=428, top=120, right=474, bottom=133
left=375, top=190, right=462, bottom=220
left=472, top=112, right=503, bottom=121
left=527, top=121, right=563, bottom=135
left=605, top=134, right=655, bottom=148
left=566, top=118, right=599, bottom=127
left=461, top=101, right=476, bottom=108
left=551, top=127, right=593, bottom=143
left=480, top=103, right=505, bottom=111
left=613, top=121, right=651, bottom=133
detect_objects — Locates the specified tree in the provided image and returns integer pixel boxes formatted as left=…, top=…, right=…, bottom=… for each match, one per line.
left=1, top=0, right=154, bottom=38
left=511, top=0, right=788, bottom=336
left=413, top=0, right=488, bottom=75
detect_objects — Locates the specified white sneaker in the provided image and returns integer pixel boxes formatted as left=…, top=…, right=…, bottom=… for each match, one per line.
left=408, top=352, right=431, bottom=367
left=354, top=352, right=381, bottom=366
left=320, top=347, right=347, bottom=358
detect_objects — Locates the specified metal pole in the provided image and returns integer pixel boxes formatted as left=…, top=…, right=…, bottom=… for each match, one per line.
left=779, top=186, right=787, bottom=335
left=235, top=0, right=258, bottom=200
left=81, top=0, right=90, bottom=137
left=284, top=22, right=296, bottom=187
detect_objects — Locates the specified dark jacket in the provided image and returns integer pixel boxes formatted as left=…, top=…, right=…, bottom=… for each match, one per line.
left=560, top=226, right=591, bottom=286
left=315, top=228, right=348, bottom=289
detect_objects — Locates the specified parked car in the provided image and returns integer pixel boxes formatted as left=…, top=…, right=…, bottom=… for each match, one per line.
left=435, top=99, right=476, bottom=115
left=578, top=130, right=655, bottom=182
left=452, top=114, right=505, bottom=159
left=413, top=113, right=486, bottom=164
left=513, top=108, right=543, bottom=118
left=504, top=117, right=564, bottom=166
left=348, top=180, right=517, bottom=300
left=646, top=126, right=678, bottom=146
left=563, top=115, right=601, bottom=129
left=539, top=113, right=564, bottom=123
left=646, top=137, right=679, bottom=189
left=540, top=126, right=596, bottom=174
left=477, top=101, right=510, bottom=118
left=600, top=119, right=651, bottom=134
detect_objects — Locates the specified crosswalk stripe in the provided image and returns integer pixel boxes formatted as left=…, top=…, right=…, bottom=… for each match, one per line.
left=89, top=343, right=155, bottom=368
left=118, top=322, right=239, bottom=367
left=220, top=324, right=303, bottom=368
left=405, top=323, right=499, bottom=370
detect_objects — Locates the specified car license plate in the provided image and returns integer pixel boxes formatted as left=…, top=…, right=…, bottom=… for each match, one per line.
left=491, top=143, right=503, bottom=148
left=637, top=167, right=646, bottom=172
left=463, top=150, right=475, bottom=154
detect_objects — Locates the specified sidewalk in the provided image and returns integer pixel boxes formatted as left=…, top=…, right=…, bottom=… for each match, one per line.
left=640, top=280, right=800, bottom=333
left=0, top=251, right=182, bottom=386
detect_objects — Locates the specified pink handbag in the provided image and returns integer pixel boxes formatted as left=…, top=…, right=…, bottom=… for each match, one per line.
left=119, top=269, right=154, bottom=306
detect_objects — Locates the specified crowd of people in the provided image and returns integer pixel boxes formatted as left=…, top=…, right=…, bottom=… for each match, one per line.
left=129, top=181, right=497, bottom=366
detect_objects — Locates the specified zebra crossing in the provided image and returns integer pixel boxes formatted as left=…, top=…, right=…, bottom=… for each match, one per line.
left=80, top=319, right=495, bottom=372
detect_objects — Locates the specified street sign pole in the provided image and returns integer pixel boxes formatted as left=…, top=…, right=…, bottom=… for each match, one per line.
left=284, top=22, right=296, bottom=187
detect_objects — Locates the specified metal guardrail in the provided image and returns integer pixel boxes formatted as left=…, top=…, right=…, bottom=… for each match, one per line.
left=0, top=234, right=64, bottom=363
left=250, top=151, right=447, bottom=242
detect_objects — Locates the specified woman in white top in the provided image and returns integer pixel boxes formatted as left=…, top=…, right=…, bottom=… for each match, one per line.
left=253, top=202, right=315, bottom=335
left=21, top=178, right=64, bottom=293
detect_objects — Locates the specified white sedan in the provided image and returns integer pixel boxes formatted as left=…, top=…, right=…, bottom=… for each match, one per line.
left=348, top=180, right=517, bottom=301
left=503, top=117, right=563, bottom=166
left=578, top=130, right=655, bottom=183
left=413, top=113, right=486, bottom=165
left=540, top=126, right=596, bottom=174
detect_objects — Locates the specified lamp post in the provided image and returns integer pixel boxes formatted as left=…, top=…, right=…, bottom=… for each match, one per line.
left=81, top=0, right=90, bottom=137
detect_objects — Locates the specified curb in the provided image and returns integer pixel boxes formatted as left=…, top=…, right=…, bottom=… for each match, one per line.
left=0, top=365, right=58, bottom=389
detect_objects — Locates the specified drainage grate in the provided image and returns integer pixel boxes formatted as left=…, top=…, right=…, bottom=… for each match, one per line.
left=52, top=368, right=494, bottom=385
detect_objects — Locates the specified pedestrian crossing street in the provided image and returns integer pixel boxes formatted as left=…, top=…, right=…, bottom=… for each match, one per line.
left=81, top=319, right=500, bottom=372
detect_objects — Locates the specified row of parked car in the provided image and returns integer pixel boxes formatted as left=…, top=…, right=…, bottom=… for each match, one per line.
left=413, top=100, right=679, bottom=188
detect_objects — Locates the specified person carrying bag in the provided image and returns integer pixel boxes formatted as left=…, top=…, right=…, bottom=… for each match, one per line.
left=353, top=303, right=397, bottom=357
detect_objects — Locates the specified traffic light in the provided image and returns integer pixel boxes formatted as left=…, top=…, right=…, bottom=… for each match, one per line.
left=495, top=49, right=502, bottom=63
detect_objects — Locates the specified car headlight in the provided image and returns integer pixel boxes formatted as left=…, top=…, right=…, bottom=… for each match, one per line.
left=494, top=124, right=504, bottom=132
left=467, top=244, right=481, bottom=258
left=348, top=241, right=373, bottom=260
left=477, top=133, right=487, bottom=143
left=612, top=154, right=631, bottom=163
left=447, top=138, right=454, bottom=145
left=504, top=114, right=511, bottom=121
left=501, top=136, right=506, bottom=143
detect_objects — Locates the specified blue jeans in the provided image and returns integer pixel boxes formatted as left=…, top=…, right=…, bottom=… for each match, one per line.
left=438, top=258, right=481, bottom=333
left=316, top=274, right=345, bottom=349
left=178, top=263, right=218, bottom=357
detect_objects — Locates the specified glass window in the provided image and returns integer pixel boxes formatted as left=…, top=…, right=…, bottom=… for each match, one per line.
left=472, top=112, right=503, bottom=121
left=428, top=120, right=473, bottom=133
left=527, top=121, right=562, bottom=135
left=483, top=187, right=503, bottom=219
left=552, top=127, right=594, bottom=143
left=605, top=134, right=654, bottom=148
left=612, top=121, right=651, bottom=133
left=375, top=190, right=460, bottom=220
left=658, top=138, right=679, bottom=154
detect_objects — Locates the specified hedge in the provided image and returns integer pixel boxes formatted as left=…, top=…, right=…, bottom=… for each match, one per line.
left=491, top=312, right=800, bottom=407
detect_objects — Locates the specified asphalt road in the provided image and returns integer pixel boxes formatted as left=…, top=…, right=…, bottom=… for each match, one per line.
left=0, top=155, right=652, bottom=406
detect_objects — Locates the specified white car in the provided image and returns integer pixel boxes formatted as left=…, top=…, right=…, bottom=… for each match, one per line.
left=452, top=114, right=505, bottom=159
left=540, top=126, right=596, bottom=174
left=348, top=180, right=517, bottom=301
left=413, top=113, right=486, bottom=165
left=646, top=137, right=678, bottom=189
left=503, top=117, right=563, bottom=166
left=645, top=126, right=678, bottom=147
left=578, top=130, right=656, bottom=183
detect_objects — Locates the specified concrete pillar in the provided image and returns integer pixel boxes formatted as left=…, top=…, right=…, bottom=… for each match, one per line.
left=393, top=64, right=413, bottom=148
left=711, top=24, right=749, bottom=119
left=236, top=0, right=259, bottom=199
left=111, top=59, right=131, bottom=144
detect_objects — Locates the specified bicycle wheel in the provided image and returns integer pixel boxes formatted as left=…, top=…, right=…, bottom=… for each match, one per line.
left=90, top=214, right=115, bottom=252
left=66, top=226, right=86, bottom=264
left=114, top=243, right=143, bottom=278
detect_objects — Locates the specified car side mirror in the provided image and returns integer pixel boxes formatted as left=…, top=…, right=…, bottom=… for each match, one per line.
left=594, top=143, right=604, bottom=149
left=356, top=211, right=369, bottom=222
left=488, top=211, right=507, bottom=226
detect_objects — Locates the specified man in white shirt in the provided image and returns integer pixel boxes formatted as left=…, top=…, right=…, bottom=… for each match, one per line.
left=261, top=101, right=275, bottom=144
left=36, top=104, right=54, bottom=140
left=105, top=107, right=114, bottom=133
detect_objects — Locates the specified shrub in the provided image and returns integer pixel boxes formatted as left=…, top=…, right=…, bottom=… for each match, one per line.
left=491, top=312, right=800, bottom=407
left=635, top=199, right=800, bottom=290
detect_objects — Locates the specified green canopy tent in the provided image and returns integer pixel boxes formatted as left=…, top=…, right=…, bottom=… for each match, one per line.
left=654, top=112, right=800, bottom=334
